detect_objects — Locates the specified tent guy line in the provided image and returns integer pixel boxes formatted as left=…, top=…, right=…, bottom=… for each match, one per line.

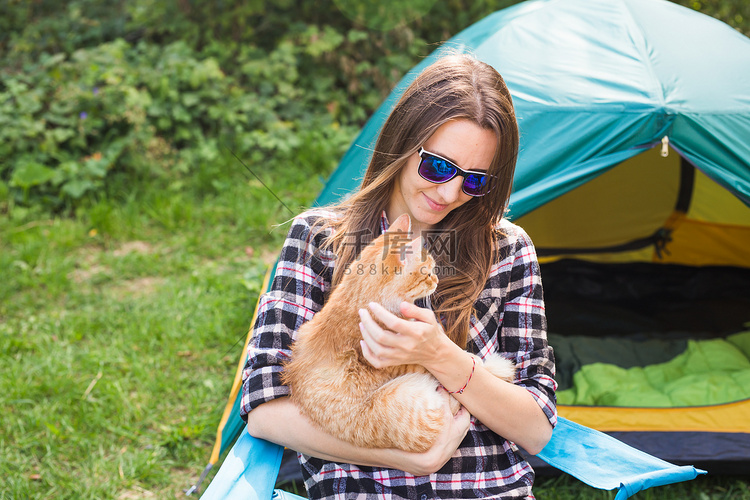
left=227, top=145, right=295, bottom=217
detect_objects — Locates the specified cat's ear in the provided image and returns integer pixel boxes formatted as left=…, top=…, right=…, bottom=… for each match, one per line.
left=399, top=236, right=423, bottom=267
left=388, top=214, right=411, bottom=236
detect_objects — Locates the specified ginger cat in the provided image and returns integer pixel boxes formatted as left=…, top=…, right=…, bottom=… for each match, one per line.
left=281, top=214, right=515, bottom=453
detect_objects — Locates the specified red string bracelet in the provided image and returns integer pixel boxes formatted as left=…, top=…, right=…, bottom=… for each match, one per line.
left=444, top=356, right=476, bottom=395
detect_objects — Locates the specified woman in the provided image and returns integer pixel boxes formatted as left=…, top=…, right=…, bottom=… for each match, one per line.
left=240, top=54, right=556, bottom=499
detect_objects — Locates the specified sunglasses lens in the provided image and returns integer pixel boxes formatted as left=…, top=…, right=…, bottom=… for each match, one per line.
left=418, top=149, right=491, bottom=196
left=463, top=174, right=488, bottom=196
left=419, top=156, right=456, bottom=183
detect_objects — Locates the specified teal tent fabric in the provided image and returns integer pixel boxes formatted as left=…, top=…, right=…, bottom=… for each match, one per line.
left=200, top=419, right=705, bottom=500
left=536, top=418, right=706, bottom=500
left=200, top=430, right=286, bottom=500
left=317, top=0, right=750, bottom=216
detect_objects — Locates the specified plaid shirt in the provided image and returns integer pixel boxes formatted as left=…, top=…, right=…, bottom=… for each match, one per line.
left=241, top=210, right=557, bottom=500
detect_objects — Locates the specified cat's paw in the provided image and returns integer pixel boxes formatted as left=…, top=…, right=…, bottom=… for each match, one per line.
left=435, top=382, right=462, bottom=415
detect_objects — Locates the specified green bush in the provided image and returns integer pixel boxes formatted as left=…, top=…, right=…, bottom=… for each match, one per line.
left=0, top=35, right=358, bottom=208
left=0, top=0, right=746, bottom=210
left=1, top=40, right=210, bottom=206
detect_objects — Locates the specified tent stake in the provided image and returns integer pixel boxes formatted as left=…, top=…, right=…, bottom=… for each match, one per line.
left=185, top=463, right=213, bottom=496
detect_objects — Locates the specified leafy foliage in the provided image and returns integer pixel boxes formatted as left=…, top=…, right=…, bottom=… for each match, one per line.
left=672, top=0, right=748, bottom=34
left=1, top=0, right=747, bottom=209
left=0, top=33, right=359, bottom=208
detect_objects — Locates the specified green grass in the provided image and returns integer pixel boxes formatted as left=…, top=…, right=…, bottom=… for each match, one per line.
left=0, top=151, right=324, bottom=499
left=2, top=152, right=749, bottom=499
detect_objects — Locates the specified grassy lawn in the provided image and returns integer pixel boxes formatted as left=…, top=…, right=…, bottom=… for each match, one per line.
left=0, top=151, right=320, bottom=498
left=2, top=152, right=749, bottom=499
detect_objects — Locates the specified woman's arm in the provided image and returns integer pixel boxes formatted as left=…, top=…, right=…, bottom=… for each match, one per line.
left=245, top=395, right=471, bottom=476
left=421, top=332, right=553, bottom=455
left=359, top=302, right=552, bottom=455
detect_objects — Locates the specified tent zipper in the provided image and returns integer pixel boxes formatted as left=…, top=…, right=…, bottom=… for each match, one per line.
left=661, top=136, right=669, bottom=157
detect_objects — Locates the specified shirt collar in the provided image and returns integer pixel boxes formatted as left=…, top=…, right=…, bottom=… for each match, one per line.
left=379, top=210, right=390, bottom=234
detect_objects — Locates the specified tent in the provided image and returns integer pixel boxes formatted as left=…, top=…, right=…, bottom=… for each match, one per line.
left=192, top=0, right=750, bottom=495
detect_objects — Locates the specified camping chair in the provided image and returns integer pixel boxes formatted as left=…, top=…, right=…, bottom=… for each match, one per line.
left=198, top=417, right=706, bottom=499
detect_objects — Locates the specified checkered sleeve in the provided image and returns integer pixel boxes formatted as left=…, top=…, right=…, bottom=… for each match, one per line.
left=499, top=222, right=557, bottom=428
left=239, top=212, right=335, bottom=421
left=502, top=226, right=557, bottom=426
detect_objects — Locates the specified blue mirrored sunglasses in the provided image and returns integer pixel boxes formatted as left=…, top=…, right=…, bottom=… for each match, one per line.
left=417, top=147, right=493, bottom=197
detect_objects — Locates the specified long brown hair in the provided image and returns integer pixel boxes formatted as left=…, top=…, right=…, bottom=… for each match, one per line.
left=319, top=54, right=519, bottom=348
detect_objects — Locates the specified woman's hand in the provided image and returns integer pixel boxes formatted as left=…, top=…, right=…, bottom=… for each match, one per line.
left=398, top=402, right=471, bottom=476
left=358, top=301, right=448, bottom=369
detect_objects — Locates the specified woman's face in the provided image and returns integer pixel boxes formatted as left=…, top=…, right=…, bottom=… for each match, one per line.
left=388, top=119, right=497, bottom=236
